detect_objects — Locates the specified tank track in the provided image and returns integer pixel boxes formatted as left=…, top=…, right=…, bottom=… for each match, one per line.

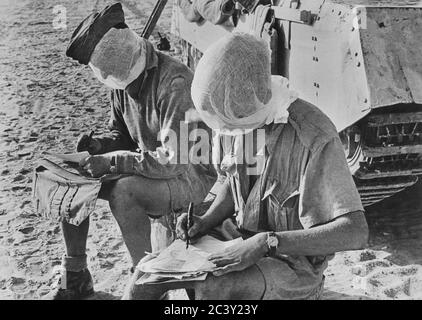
left=347, top=107, right=422, bottom=207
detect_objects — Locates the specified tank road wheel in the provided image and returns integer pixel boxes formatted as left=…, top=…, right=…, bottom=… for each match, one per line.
left=341, top=109, right=422, bottom=208
left=339, top=125, right=363, bottom=174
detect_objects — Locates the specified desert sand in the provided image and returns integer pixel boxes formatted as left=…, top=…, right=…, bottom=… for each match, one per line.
left=0, top=0, right=421, bottom=300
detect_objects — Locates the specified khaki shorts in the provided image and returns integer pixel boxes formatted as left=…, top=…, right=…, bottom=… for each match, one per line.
left=255, top=257, right=325, bottom=300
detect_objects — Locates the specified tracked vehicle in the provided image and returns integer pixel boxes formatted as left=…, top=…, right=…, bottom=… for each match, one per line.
left=171, top=0, right=422, bottom=207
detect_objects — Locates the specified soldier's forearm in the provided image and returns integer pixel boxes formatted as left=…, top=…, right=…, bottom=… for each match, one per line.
left=274, top=210, right=369, bottom=256
left=108, top=150, right=188, bottom=179
left=201, top=179, right=235, bottom=231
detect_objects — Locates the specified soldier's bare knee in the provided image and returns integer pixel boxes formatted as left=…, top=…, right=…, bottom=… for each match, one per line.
left=108, top=176, right=170, bottom=218
left=109, top=178, right=139, bottom=210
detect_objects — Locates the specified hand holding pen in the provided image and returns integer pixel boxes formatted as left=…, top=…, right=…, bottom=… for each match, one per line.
left=176, top=202, right=206, bottom=247
left=76, top=130, right=101, bottom=154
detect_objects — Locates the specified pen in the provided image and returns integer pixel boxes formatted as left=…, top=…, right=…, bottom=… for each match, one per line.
left=88, top=130, right=95, bottom=143
left=186, top=202, right=194, bottom=249
left=86, top=130, right=95, bottom=154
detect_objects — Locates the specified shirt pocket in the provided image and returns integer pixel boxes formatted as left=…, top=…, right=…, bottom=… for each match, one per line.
left=263, top=183, right=299, bottom=232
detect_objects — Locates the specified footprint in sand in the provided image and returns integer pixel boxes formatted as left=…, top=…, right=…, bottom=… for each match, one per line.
left=365, top=265, right=422, bottom=299
left=18, top=226, right=34, bottom=234
left=351, top=250, right=422, bottom=299
left=351, top=259, right=394, bottom=277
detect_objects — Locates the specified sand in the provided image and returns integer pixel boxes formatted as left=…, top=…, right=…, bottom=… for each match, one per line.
left=0, top=0, right=421, bottom=300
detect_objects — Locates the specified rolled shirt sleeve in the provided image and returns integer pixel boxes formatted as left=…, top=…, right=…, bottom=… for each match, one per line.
left=299, top=136, right=364, bottom=229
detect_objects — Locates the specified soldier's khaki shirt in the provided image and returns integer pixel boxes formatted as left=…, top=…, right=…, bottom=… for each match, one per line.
left=222, top=99, right=364, bottom=299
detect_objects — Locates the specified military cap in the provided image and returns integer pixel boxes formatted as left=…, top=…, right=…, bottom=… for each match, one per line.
left=66, top=2, right=127, bottom=65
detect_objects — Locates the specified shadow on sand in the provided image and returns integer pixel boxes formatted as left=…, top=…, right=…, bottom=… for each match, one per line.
left=365, top=178, right=422, bottom=267
left=86, top=291, right=121, bottom=300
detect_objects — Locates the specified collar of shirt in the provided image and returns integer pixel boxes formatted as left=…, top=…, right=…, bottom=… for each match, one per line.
left=263, top=123, right=285, bottom=157
left=263, top=100, right=307, bottom=156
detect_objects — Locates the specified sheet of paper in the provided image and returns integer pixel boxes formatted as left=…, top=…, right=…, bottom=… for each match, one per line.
left=138, top=235, right=243, bottom=274
left=48, top=151, right=90, bottom=164
left=194, top=235, right=242, bottom=253
left=136, top=272, right=207, bottom=285
left=139, top=241, right=215, bottom=273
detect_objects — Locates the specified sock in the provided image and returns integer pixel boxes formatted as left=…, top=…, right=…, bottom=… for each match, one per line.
left=62, top=254, right=88, bottom=272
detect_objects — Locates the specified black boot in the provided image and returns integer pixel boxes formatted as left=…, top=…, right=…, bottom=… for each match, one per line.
left=43, top=268, right=94, bottom=300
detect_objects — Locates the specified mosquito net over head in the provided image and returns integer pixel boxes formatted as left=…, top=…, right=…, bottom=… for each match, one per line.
left=191, top=32, right=298, bottom=136
left=89, top=28, right=147, bottom=90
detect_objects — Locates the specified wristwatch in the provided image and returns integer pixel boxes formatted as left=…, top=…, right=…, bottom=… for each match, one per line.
left=110, top=155, right=117, bottom=174
left=266, top=231, right=279, bottom=257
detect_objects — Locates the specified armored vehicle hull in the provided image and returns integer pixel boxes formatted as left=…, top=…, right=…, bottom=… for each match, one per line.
left=171, top=0, right=422, bottom=207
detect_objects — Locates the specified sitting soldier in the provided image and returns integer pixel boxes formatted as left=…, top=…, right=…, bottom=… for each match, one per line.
left=45, top=3, right=216, bottom=299
left=125, top=32, right=369, bottom=300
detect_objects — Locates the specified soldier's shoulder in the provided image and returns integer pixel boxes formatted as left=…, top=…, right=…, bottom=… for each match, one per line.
left=288, top=99, right=339, bottom=152
left=157, top=52, right=193, bottom=91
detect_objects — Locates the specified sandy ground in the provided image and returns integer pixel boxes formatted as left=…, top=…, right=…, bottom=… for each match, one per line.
left=0, top=0, right=421, bottom=300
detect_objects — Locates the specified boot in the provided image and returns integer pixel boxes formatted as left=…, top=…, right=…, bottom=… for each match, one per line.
left=43, top=267, right=94, bottom=300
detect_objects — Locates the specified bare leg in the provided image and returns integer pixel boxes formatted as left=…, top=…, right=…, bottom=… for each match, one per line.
left=61, top=218, right=89, bottom=256
left=106, top=176, right=172, bottom=267
left=58, top=175, right=177, bottom=298
left=58, top=180, right=116, bottom=271
left=60, top=218, right=90, bottom=271
left=105, top=176, right=176, bottom=300
left=59, top=175, right=171, bottom=272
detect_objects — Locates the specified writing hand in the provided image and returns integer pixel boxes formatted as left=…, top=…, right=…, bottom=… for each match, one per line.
left=76, top=132, right=102, bottom=154
left=176, top=212, right=207, bottom=244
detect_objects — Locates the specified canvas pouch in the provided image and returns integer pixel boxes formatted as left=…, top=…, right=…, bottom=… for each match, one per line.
left=32, top=158, right=123, bottom=226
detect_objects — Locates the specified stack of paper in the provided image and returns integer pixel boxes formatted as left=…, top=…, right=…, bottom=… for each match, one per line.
left=136, top=235, right=242, bottom=285
left=47, top=151, right=90, bottom=163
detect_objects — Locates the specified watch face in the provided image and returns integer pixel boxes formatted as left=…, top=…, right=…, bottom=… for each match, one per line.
left=268, top=236, right=278, bottom=247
